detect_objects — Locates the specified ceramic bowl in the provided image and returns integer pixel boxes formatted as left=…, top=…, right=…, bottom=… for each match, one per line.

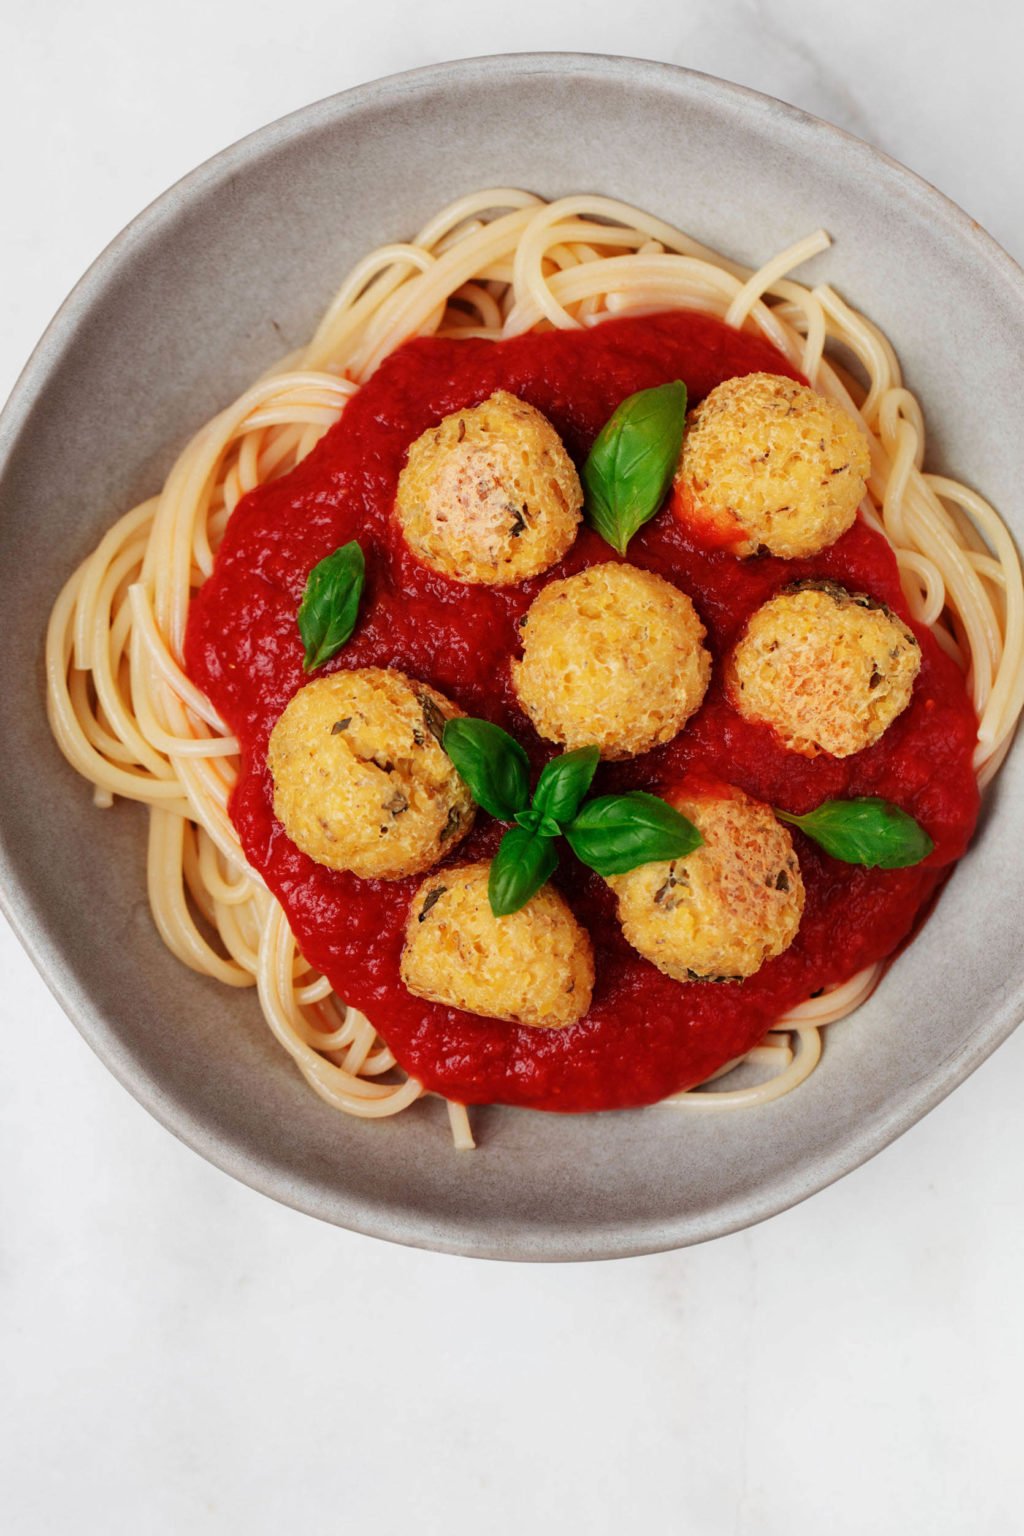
left=1, top=55, right=1022, bottom=1260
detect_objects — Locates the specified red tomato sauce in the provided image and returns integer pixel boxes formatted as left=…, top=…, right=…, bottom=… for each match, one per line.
left=185, top=311, right=980, bottom=1112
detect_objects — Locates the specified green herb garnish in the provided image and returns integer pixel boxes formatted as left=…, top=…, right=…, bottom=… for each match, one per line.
left=529, top=746, right=600, bottom=827
left=442, top=718, right=531, bottom=823
left=297, top=540, right=365, bottom=671
left=488, top=827, right=560, bottom=917
left=582, top=381, right=687, bottom=554
left=564, top=790, right=704, bottom=877
left=775, top=797, right=934, bottom=869
left=442, top=717, right=700, bottom=915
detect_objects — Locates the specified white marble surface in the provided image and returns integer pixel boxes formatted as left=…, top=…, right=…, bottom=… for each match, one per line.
left=2, top=4, right=1023, bottom=1532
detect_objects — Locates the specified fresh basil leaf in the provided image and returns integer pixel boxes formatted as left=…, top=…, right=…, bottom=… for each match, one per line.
left=514, top=807, right=562, bottom=839
left=582, top=381, right=687, bottom=554
left=488, top=827, right=559, bottom=916
left=298, top=540, right=365, bottom=671
left=776, top=797, right=934, bottom=869
left=565, top=790, right=703, bottom=877
left=442, top=717, right=531, bottom=822
left=531, top=746, right=601, bottom=828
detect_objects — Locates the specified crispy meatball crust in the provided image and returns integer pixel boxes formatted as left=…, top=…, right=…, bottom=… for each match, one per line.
left=267, top=668, right=474, bottom=880
left=608, top=783, right=805, bottom=982
left=726, top=580, right=921, bottom=757
left=400, top=862, right=595, bottom=1028
left=674, top=372, right=871, bottom=558
left=511, top=562, right=712, bottom=760
left=394, top=390, right=583, bottom=585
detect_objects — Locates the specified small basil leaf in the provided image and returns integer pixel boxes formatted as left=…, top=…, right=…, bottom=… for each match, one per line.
left=531, top=746, right=601, bottom=828
left=565, top=790, right=703, bottom=877
left=582, top=381, right=687, bottom=554
left=442, top=717, right=531, bottom=822
left=298, top=540, right=365, bottom=671
left=776, top=797, right=934, bottom=869
left=488, top=827, right=559, bottom=916
left=515, top=807, right=561, bottom=839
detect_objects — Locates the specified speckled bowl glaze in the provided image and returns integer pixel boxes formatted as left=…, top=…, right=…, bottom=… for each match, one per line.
left=1, top=56, right=1022, bottom=1261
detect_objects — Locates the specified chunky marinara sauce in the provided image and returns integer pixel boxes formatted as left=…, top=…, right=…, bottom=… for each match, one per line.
left=185, top=311, right=979, bottom=1112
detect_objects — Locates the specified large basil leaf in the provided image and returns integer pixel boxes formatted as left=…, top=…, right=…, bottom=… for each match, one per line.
left=565, top=790, right=703, bottom=877
left=297, top=541, right=365, bottom=671
left=488, top=827, right=559, bottom=916
left=775, top=797, right=934, bottom=869
left=442, top=718, right=531, bottom=822
left=582, top=382, right=687, bottom=554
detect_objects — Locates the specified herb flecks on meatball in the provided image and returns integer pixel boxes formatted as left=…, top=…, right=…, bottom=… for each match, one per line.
left=511, top=562, right=711, bottom=760
left=268, top=668, right=474, bottom=880
left=673, top=372, right=871, bottom=558
left=395, top=390, right=582, bottom=585
left=400, top=862, right=594, bottom=1027
left=726, top=581, right=921, bottom=757
left=608, top=783, right=805, bottom=982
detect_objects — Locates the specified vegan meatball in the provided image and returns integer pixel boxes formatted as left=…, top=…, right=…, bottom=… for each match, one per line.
left=673, top=372, right=871, bottom=558
left=608, top=782, right=805, bottom=982
left=400, top=862, right=594, bottom=1027
left=394, top=390, right=583, bottom=585
left=511, top=562, right=711, bottom=760
left=726, top=580, right=921, bottom=757
left=267, top=668, right=474, bottom=880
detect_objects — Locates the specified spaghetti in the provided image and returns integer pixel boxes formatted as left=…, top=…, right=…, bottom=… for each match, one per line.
left=45, top=191, right=1024, bottom=1149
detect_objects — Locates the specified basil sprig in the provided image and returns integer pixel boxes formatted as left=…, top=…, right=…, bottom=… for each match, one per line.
left=441, top=717, right=702, bottom=914
left=776, top=797, right=934, bottom=869
left=297, top=540, right=365, bottom=671
left=582, top=381, right=687, bottom=554
left=564, top=791, right=703, bottom=877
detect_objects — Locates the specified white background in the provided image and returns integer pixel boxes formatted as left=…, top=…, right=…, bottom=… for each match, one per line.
left=2, top=4, right=1023, bottom=1532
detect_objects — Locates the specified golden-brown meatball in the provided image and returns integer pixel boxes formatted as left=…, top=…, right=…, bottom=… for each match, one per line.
left=673, top=372, right=871, bottom=558
left=608, top=783, right=805, bottom=982
left=726, top=580, right=921, bottom=757
left=511, top=562, right=711, bottom=760
left=400, top=862, right=594, bottom=1027
left=267, top=668, right=474, bottom=880
left=394, top=390, right=583, bottom=585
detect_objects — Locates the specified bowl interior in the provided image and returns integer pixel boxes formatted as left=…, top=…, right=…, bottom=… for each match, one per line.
left=2, top=55, right=1022, bottom=1259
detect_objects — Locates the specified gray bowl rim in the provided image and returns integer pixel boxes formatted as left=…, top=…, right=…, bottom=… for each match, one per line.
left=1, top=52, right=1022, bottom=1261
